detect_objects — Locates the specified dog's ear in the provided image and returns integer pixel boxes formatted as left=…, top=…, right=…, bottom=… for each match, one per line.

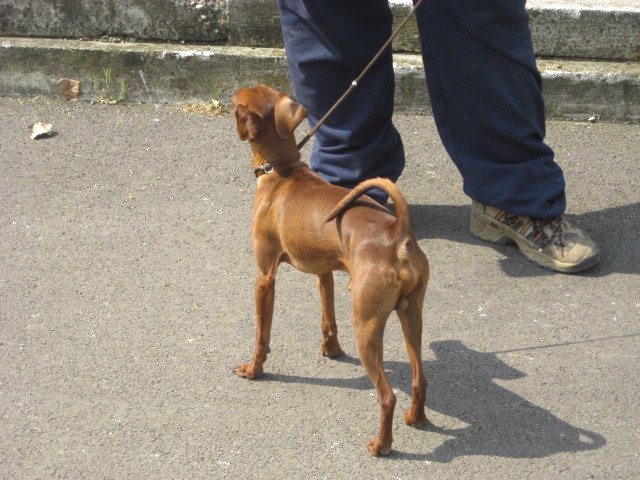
left=234, top=104, right=264, bottom=141
left=274, top=95, right=308, bottom=139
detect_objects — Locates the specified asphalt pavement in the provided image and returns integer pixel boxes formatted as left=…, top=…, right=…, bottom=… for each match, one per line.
left=1, top=97, right=639, bottom=479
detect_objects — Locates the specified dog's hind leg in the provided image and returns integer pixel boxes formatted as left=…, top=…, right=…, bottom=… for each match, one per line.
left=351, top=280, right=397, bottom=456
left=397, top=276, right=428, bottom=428
left=318, top=272, right=344, bottom=358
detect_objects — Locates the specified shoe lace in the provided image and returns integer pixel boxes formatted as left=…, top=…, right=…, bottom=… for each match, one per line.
left=531, top=216, right=566, bottom=250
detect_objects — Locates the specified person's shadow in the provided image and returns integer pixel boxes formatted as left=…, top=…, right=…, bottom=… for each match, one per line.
left=266, top=339, right=605, bottom=461
left=406, top=202, right=640, bottom=277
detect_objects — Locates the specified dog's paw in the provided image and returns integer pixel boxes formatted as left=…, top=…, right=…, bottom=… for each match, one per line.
left=366, top=437, right=392, bottom=457
left=321, top=345, right=345, bottom=358
left=236, top=362, right=263, bottom=380
left=404, top=408, right=428, bottom=428
left=321, top=337, right=344, bottom=358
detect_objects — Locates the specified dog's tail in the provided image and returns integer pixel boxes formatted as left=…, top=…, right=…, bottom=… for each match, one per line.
left=325, top=177, right=412, bottom=235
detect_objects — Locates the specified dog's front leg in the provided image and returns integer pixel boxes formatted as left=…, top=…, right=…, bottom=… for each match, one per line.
left=236, top=271, right=276, bottom=379
left=318, top=272, right=344, bottom=358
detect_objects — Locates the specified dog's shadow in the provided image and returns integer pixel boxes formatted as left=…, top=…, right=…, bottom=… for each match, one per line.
left=266, top=339, right=606, bottom=462
left=406, top=202, right=640, bottom=277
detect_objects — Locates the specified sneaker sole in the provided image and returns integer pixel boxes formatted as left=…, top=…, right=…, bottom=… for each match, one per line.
left=470, top=215, right=600, bottom=274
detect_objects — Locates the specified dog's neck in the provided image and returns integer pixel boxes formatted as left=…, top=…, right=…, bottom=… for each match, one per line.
left=249, top=138, right=300, bottom=173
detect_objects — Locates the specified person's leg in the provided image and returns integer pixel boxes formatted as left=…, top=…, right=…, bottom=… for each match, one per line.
left=414, top=0, right=599, bottom=272
left=277, top=0, right=404, bottom=203
left=415, top=0, right=564, bottom=218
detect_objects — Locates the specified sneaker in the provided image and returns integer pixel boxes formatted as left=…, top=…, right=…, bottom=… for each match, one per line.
left=470, top=201, right=600, bottom=273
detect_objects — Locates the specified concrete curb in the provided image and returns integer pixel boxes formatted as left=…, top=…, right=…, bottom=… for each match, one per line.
left=0, top=37, right=290, bottom=104
left=394, top=54, right=640, bottom=122
left=1, top=37, right=638, bottom=122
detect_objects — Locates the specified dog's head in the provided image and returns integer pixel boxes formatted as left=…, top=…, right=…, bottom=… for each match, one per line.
left=232, top=85, right=308, bottom=142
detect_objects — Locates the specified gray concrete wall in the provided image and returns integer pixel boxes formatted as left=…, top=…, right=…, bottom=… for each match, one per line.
left=1, top=0, right=638, bottom=61
left=0, top=0, right=227, bottom=43
left=529, top=8, right=640, bottom=62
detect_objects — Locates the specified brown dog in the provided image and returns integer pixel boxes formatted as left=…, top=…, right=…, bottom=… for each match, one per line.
left=232, top=85, right=429, bottom=456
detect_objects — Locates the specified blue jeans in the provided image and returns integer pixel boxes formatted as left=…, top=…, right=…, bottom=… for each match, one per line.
left=276, top=0, right=566, bottom=217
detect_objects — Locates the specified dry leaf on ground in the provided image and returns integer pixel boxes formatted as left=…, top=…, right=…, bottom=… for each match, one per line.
left=29, top=122, right=53, bottom=140
left=58, top=78, right=81, bottom=100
